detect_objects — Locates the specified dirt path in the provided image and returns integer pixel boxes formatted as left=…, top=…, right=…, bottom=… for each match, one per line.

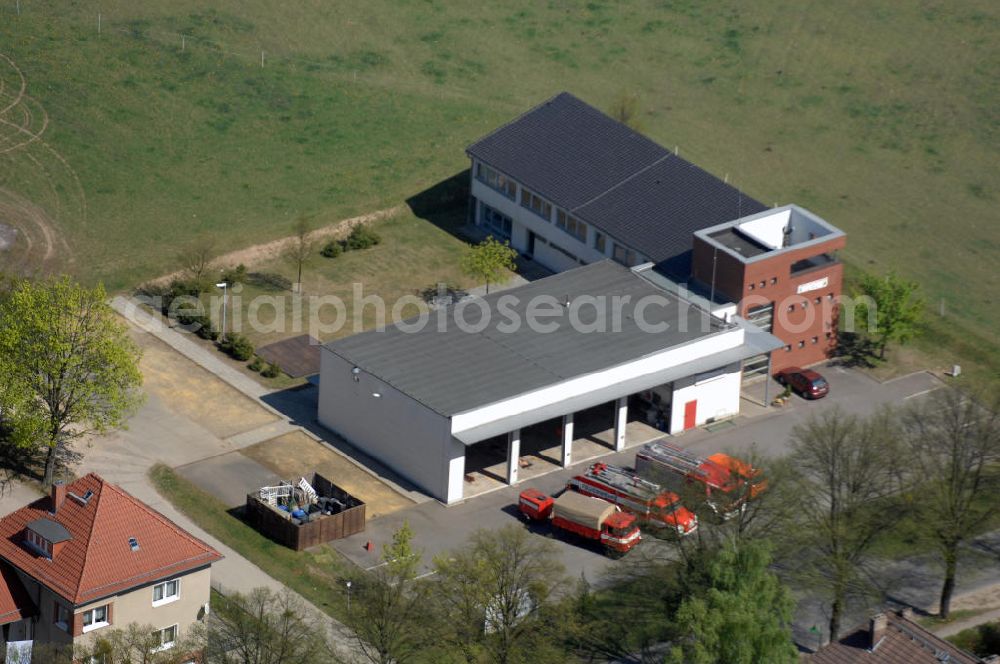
left=146, top=204, right=403, bottom=286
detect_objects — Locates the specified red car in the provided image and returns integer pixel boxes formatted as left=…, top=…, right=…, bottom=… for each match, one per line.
left=776, top=367, right=829, bottom=399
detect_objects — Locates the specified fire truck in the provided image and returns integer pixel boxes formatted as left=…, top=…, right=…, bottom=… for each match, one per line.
left=518, top=488, right=641, bottom=557
left=634, top=441, right=766, bottom=519
left=567, top=463, right=698, bottom=536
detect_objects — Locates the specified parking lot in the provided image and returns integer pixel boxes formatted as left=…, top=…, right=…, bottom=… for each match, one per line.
left=332, top=366, right=943, bottom=575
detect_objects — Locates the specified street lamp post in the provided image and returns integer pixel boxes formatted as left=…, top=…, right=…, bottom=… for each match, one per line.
left=346, top=580, right=352, bottom=613
left=215, top=282, right=228, bottom=338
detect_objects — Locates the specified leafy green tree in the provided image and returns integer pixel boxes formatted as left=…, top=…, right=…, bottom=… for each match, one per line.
left=788, top=407, right=900, bottom=640
left=0, top=277, right=143, bottom=486
left=431, top=524, right=569, bottom=664
left=666, top=541, right=797, bottom=664
left=854, top=270, right=924, bottom=359
left=900, top=388, right=1000, bottom=618
left=74, top=622, right=200, bottom=663
left=460, top=237, right=517, bottom=294
left=350, top=521, right=429, bottom=664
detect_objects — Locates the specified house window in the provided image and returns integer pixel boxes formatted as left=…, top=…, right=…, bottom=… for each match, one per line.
left=758, top=281, right=765, bottom=289
left=784, top=345, right=792, bottom=352
left=612, top=243, right=638, bottom=267
left=787, top=303, right=795, bottom=312
left=153, top=579, right=180, bottom=606
left=811, top=336, right=819, bottom=344
left=827, top=293, right=834, bottom=300
left=475, top=163, right=516, bottom=199
left=555, top=210, right=587, bottom=242
left=153, top=624, right=178, bottom=652
left=594, top=232, right=606, bottom=253
left=82, top=604, right=110, bottom=632
left=748, top=283, right=754, bottom=291
left=54, top=602, right=70, bottom=631
left=771, top=277, right=778, bottom=285
left=797, top=340, right=805, bottom=349
left=25, top=529, right=52, bottom=558
left=814, top=296, right=821, bottom=304
left=520, top=189, right=552, bottom=221
left=480, top=203, right=512, bottom=239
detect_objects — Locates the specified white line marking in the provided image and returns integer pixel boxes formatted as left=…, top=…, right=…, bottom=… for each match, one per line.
left=904, top=387, right=940, bottom=401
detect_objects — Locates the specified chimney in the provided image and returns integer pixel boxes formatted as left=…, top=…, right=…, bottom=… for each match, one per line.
left=50, top=481, right=67, bottom=513
left=869, top=613, right=887, bottom=650
left=898, top=607, right=913, bottom=621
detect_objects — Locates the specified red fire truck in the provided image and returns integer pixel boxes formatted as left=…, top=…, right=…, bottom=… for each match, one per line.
left=518, top=488, right=641, bottom=557
left=567, top=463, right=698, bottom=537
left=635, top=441, right=766, bottom=519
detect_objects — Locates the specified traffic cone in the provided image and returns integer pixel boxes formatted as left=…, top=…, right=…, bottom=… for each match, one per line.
left=365, top=540, right=373, bottom=552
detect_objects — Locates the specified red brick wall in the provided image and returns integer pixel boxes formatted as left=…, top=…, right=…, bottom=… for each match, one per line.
left=692, top=234, right=846, bottom=374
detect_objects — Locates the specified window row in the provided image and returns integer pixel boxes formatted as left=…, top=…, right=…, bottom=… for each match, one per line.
left=783, top=332, right=833, bottom=351
left=556, top=210, right=587, bottom=243
left=480, top=203, right=512, bottom=239
left=786, top=293, right=835, bottom=312
left=475, top=163, right=517, bottom=200
left=520, top=188, right=552, bottom=220
left=747, top=277, right=779, bottom=291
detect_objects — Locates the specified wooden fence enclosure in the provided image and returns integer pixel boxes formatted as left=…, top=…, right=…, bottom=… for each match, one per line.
left=245, top=472, right=366, bottom=551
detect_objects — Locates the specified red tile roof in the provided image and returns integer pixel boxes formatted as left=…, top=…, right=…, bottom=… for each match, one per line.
left=0, top=563, right=34, bottom=624
left=809, top=611, right=983, bottom=664
left=0, top=474, right=222, bottom=605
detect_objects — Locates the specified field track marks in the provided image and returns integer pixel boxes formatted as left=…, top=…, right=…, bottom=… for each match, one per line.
left=0, top=54, right=26, bottom=116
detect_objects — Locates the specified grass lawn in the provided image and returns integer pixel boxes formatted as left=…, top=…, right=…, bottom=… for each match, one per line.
left=1, top=1, right=998, bottom=378
left=149, top=463, right=354, bottom=622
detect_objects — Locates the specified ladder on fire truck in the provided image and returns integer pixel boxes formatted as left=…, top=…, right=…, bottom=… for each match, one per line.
left=586, top=463, right=662, bottom=500
left=639, top=441, right=711, bottom=480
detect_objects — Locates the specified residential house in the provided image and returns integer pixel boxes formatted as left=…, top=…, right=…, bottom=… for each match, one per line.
left=0, top=473, right=223, bottom=659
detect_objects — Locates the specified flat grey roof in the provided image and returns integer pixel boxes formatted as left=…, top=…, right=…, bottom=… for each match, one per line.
left=27, top=518, right=71, bottom=544
left=466, top=92, right=767, bottom=264
left=324, top=261, right=733, bottom=417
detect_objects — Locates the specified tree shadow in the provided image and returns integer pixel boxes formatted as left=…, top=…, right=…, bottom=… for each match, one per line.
left=830, top=331, right=880, bottom=369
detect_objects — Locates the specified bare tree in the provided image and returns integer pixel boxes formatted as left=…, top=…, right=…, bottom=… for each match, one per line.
left=431, top=524, right=570, bottom=664
left=350, top=521, right=430, bottom=664
left=74, top=622, right=201, bottom=663
left=900, top=387, right=1000, bottom=618
left=200, top=588, right=336, bottom=664
left=608, top=91, right=643, bottom=130
left=285, top=216, right=316, bottom=293
left=176, top=237, right=218, bottom=287
left=788, top=406, right=900, bottom=640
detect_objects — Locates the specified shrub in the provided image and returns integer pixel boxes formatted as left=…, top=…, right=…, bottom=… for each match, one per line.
left=219, top=333, right=255, bottom=361
left=245, top=271, right=293, bottom=291
left=320, top=239, right=343, bottom=258
left=261, top=361, right=282, bottom=378
left=248, top=356, right=264, bottom=372
left=221, top=263, right=248, bottom=284
left=344, top=225, right=381, bottom=251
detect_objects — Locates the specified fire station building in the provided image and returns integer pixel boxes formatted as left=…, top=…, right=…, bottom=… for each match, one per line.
left=318, top=262, right=782, bottom=504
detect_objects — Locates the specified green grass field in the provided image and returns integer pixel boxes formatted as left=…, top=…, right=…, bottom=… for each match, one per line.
left=1, top=1, right=998, bottom=375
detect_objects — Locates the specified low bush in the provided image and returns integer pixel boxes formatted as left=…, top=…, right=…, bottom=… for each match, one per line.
left=320, top=239, right=343, bottom=258
left=344, top=224, right=381, bottom=251
left=221, top=263, right=248, bottom=284
left=261, top=361, right=282, bottom=378
left=245, top=271, right=292, bottom=291
left=219, top=333, right=255, bottom=361
left=248, top=356, right=264, bottom=372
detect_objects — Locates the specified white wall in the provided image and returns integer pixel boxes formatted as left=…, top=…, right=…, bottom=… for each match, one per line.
left=451, top=326, right=745, bottom=436
left=318, top=349, right=462, bottom=503
left=669, top=361, right=742, bottom=433
left=470, top=161, right=643, bottom=271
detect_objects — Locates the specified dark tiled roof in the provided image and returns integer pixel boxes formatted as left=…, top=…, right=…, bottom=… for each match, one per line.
left=0, top=474, right=223, bottom=605
left=466, top=92, right=766, bottom=263
left=325, top=261, right=730, bottom=416
left=0, top=563, right=34, bottom=625
left=810, top=611, right=983, bottom=664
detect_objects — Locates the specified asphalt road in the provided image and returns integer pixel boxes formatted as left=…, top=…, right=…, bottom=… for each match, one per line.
left=331, top=367, right=948, bottom=639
